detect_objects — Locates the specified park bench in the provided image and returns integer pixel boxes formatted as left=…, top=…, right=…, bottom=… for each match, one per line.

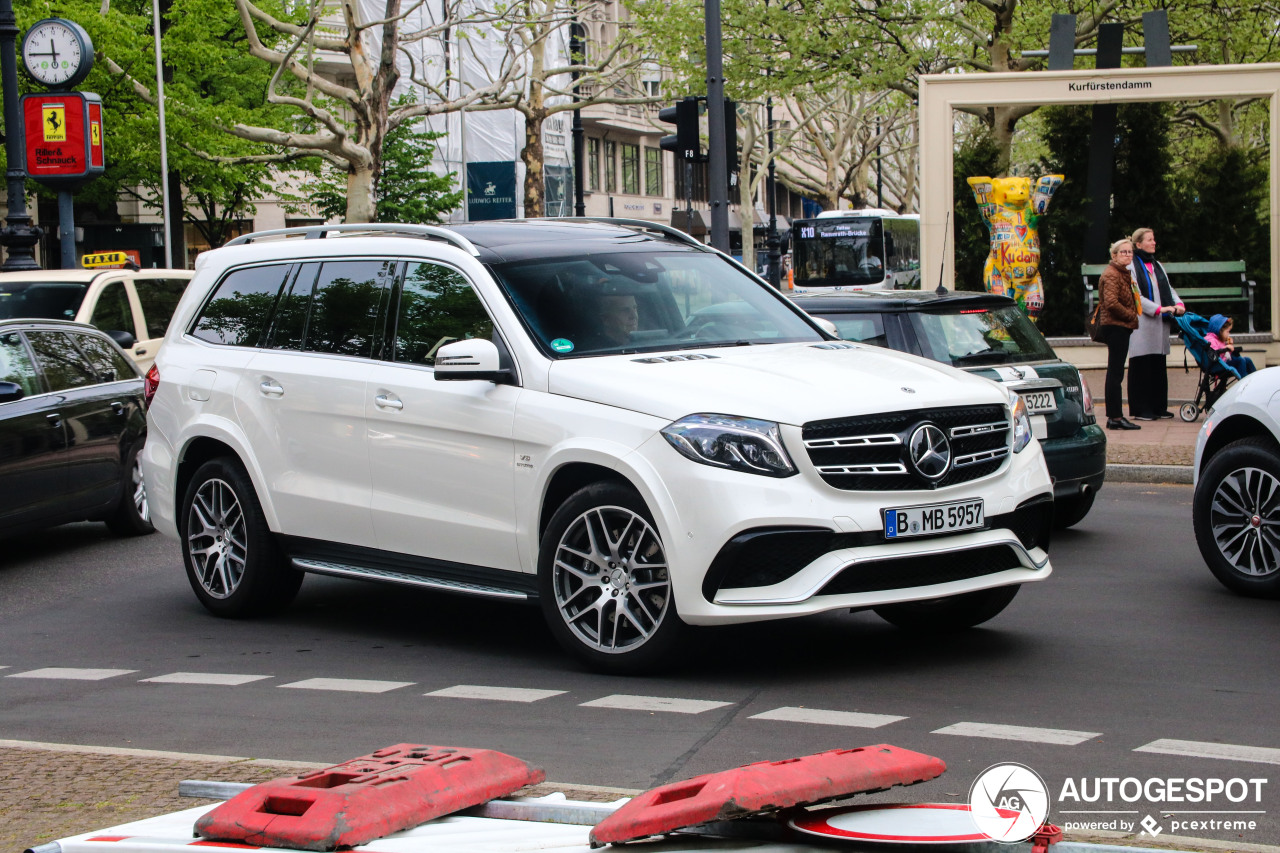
left=1082, top=260, right=1257, bottom=332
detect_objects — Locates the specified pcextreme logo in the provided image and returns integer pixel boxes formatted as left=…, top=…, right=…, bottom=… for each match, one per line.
left=969, top=763, right=1051, bottom=842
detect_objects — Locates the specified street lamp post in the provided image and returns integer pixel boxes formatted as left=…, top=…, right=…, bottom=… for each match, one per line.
left=569, top=20, right=585, bottom=217
left=0, top=0, right=42, bottom=270
left=765, top=96, right=780, bottom=289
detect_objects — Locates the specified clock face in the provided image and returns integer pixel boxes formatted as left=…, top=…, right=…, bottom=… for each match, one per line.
left=22, top=19, right=93, bottom=88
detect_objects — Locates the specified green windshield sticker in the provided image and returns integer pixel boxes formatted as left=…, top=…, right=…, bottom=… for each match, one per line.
left=550, top=338, right=574, bottom=353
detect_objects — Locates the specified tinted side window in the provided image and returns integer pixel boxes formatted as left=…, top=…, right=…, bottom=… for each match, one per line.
left=269, top=264, right=317, bottom=351
left=134, top=278, right=189, bottom=338
left=304, top=261, right=395, bottom=357
left=829, top=313, right=888, bottom=347
left=89, top=281, right=135, bottom=336
left=26, top=331, right=98, bottom=391
left=73, top=333, right=137, bottom=381
left=192, top=264, right=291, bottom=347
left=393, top=263, right=494, bottom=366
left=0, top=331, right=40, bottom=396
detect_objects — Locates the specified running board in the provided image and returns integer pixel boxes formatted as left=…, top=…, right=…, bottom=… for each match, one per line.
left=292, top=558, right=530, bottom=601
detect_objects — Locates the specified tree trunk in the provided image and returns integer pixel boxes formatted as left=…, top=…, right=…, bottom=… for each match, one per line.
left=346, top=162, right=378, bottom=222
left=522, top=112, right=546, bottom=218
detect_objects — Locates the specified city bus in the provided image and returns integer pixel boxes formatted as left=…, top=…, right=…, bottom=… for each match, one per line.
left=790, top=209, right=921, bottom=291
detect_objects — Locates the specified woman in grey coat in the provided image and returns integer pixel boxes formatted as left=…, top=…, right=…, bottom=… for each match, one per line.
left=1127, top=227, right=1185, bottom=420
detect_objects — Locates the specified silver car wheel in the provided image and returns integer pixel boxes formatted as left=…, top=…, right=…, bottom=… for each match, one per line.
left=552, top=505, right=670, bottom=654
left=187, top=478, right=248, bottom=599
left=1209, top=465, right=1280, bottom=578
left=132, top=453, right=150, bottom=524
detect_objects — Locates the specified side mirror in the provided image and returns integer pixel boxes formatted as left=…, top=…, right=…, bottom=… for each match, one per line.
left=106, top=329, right=136, bottom=350
left=434, top=338, right=514, bottom=383
left=812, top=316, right=839, bottom=338
left=0, top=381, right=25, bottom=403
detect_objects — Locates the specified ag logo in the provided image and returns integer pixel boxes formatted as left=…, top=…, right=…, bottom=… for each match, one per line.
left=968, top=762, right=1050, bottom=842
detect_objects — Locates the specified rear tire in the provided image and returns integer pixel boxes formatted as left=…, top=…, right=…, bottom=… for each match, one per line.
left=538, top=481, right=685, bottom=673
left=1052, top=489, right=1096, bottom=530
left=105, top=439, right=154, bottom=536
left=873, top=585, right=1020, bottom=632
left=1193, top=438, right=1280, bottom=598
left=181, top=457, right=302, bottom=617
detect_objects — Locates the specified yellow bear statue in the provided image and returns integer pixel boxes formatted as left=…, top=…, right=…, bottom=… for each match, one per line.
left=966, top=174, right=1064, bottom=322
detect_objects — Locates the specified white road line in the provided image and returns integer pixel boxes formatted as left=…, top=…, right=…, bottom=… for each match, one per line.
left=425, top=685, right=565, bottom=703
left=140, top=672, right=273, bottom=686
left=932, top=722, right=1101, bottom=745
left=1135, top=739, right=1280, bottom=765
left=279, top=678, right=413, bottom=694
left=7, top=667, right=138, bottom=681
left=750, top=706, right=907, bottom=728
left=580, top=694, right=732, bottom=714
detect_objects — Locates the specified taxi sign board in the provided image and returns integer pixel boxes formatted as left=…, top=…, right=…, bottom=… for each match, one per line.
left=82, top=250, right=136, bottom=269
left=22, top=91, right=105, bottom=187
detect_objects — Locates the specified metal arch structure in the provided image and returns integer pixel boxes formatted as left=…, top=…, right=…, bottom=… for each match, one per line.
left=919, top=63, right=1280, bottom=335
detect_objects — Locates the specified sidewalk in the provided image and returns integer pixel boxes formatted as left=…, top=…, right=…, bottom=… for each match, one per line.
left=1078, top=366, right=1202, bottom=483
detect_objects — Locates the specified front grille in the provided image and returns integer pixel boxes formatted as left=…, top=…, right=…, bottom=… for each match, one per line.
left=817, top=544, right=1025, bottom=596
left=803, top=405, right=1010, bottom=491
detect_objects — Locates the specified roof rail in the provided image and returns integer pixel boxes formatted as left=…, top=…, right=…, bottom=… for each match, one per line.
left=555, top=217, right=709, bottom=251
left=225, top=223, right=480, bottom=257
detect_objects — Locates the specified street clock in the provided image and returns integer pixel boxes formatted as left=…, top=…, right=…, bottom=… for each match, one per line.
left=21, top=18, right=95, bottom=90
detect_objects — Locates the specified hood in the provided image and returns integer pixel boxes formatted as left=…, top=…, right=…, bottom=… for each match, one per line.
left=1207, top=314, right=1228, bottom=336
left=547, top=342, right=1009, bottom=424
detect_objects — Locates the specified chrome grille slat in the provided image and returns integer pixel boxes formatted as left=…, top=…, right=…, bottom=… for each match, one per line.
left=954, top=447, right=1010, bottom=468
left=815, top=463, right=909, bottom=476
left=951, top=420, right=1006, bottom=438
left=803, top=433, right=901, bottom=450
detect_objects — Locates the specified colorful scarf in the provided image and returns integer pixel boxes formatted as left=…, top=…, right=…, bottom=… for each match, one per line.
left=1133, top=249, right=1175, bottom=308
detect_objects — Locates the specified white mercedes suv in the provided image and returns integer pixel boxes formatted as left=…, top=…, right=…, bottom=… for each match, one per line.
left=143, top=220, right=1054, bottom=671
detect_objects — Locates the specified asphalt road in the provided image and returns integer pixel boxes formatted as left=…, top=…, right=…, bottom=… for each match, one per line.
left=3, top=482, right=1279, bottom=847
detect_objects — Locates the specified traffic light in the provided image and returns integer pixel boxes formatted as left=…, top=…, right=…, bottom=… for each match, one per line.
left=659, top=97, right=701, bottom=161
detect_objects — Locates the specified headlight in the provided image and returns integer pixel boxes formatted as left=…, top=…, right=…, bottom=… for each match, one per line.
left=1009, top=389, right=1032, bottom=453
left=661, top=414, right=797, bottom=477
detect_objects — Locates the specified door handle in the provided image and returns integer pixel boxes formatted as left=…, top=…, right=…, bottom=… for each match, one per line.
left=134, top=348, right=148, bottom=356
left=111, top=401, right=125, bottom=415
left=260, top=381, right=285, bottom=396
left=375, top=394, right=403, bottom=411
left=46, top=413, right=63, bottom=428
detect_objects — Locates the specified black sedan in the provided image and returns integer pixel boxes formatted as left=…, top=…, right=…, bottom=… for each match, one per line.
left=0, top=319, right=152, bottom=538
left=790, top=289, right=1106, bottom=528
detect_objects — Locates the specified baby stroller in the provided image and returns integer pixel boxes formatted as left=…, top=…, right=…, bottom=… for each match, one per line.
left=1174, top=311, right=1243, bottom=422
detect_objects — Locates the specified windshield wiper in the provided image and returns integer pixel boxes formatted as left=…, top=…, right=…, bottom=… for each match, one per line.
left=953, top=349, right=1010, bottom=364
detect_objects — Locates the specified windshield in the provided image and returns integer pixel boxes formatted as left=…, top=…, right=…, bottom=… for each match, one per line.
left=792, top=217, right=885, bottom=287
left=489, top=250, right=823, bottom=357
left=913, top=305, right=1055, bottom=366
left=0, top=280, right=89, bottom=321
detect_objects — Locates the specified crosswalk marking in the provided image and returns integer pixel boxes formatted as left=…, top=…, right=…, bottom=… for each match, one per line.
left=279, top=678, right=413, bottom=694
left=750, top=706, right=907, bottom=728
left=580, top=694, right=732, bottom=714
left=1135, top=739, right=1280, bottom=765
left=8, top=668, right=137, bottom=681
left=932, top=722, right=1100, bottom=745
left=425, top=685, right=565, bottom=703
left=140, top=673, right=272, bottom=686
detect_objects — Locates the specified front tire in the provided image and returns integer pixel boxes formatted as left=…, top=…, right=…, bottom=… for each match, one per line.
left=538, top=481, right=685, bottom=673
left=181, top=457, right=302, bottom=617
left=1193, top=438, right=1280, bottom=597
left=105, top=439, right=154, bottom=536
left=873, top=585, right=1020, bottom=631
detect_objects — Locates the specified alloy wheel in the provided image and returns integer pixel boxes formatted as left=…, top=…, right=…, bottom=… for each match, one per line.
left=551, top=505, right=670, bottom=654
left=1209, top=466, right=1280, bottom=577
left=187, top=478, right=248, bottom=598
left=132, top=453, right=150, bottom=524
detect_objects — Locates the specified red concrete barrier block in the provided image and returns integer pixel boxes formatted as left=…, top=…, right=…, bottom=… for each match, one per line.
left=589, top=744, right=946, bottom=846
left=195, top=744, right=545, bottom=851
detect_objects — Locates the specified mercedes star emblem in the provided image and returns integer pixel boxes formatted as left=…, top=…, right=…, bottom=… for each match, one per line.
left=908, top=423, right=952, bottom=481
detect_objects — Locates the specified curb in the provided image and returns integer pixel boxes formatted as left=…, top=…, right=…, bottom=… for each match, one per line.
left=1106, top=464, right=1194, bottom=485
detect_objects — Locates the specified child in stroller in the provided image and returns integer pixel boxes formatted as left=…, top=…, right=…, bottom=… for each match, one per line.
left=1205, top=314, right=1257, bottom=377
left=1174, top=312, right=1246, bottom=422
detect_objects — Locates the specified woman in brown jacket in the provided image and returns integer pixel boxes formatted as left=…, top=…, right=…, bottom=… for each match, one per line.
left=1098, top=239, right=1142, bottom=430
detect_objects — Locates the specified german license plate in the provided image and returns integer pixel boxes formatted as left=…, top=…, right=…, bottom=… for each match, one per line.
left=1020, top=390, right=1057, bottom=414
left=884, top=499, right=984, bottom=539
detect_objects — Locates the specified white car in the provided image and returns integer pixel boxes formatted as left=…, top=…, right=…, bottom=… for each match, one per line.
left=142, top=220, right=1053, bottom=671
left=1193, top=368, right=1280, bottom=597
left=0, top=267, right=193, bottom=372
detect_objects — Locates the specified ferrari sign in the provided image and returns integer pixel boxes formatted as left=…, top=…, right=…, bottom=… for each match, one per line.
left=21, top=91, right=105, bottom=187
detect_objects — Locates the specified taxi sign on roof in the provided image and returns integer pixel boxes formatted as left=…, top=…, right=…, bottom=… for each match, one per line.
left=82, top=251, right=131, bottom=268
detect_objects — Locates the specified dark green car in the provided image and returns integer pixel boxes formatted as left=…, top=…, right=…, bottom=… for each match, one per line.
left=791, top=289, right=1106, bottom=528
